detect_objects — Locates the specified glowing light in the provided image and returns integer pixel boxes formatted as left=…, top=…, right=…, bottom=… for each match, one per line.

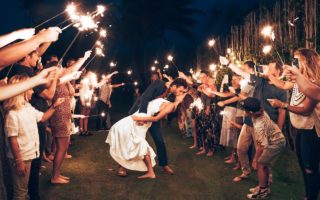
left=154, top=60, right=159, bottom=64
left=164, top=64, right=169, bottom=69
left=167, top=55, right=174, bottom=62
left=96, top=5, right=106, bottom=17
left=101, top=112, right=106, bottom=117
left=189, top=68, right=194, bottom=74
left=240, top=79, right=249, bottom=89
left=227, top=48, right=232, bottom=54
left=94, top=96, right=98, bottom=101
left=151, top=66, right=156, bottom=71
left=102, top=75, right=106, bottom=79
left=96, top=40, right=103, bottom=47
left=95, top=47, right=105, bottom=57
left=66, top=2, right=78, bottom=21
left=110, top=61, right=116, bottom=67
left=190, top=98, right=204, bottom=111
left=262, top=45, right=272, bottom=54
left=261, top=25, right=275, bottom=41
left=209, top=63, right=217, bottom=71
left=134, top=81, right=138, bottom=86
left=208, top=39, right=215, bottom=47
left=99, top=28, right=107, bottom=37
left=127, top=70, right=132, bottom=75
left=74, top=14, right=99, bottom=31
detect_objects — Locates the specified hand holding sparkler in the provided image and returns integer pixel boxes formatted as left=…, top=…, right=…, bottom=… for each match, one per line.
left=219, top=56, right=229, bottom=66
left=36, top=27, right=62, bottom=43
left=106, top=71, right=119, bottom=79
left=59, top=71, right=82, bottom=84
left=53, top=97, right=65, bottom=108
left=35, top=67, right=59, bottom=85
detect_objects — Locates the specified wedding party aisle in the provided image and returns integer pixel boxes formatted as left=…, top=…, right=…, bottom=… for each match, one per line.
left=39, top=120, right=304, bottom=200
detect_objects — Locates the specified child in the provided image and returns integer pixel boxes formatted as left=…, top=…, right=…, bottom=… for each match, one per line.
left=4, top=75, right=64, bottom=199
left=242, top=97, right=286, bottom=199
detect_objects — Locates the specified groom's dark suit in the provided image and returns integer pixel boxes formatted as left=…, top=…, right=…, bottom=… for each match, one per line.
left=128, top=79, right=169, bottom=166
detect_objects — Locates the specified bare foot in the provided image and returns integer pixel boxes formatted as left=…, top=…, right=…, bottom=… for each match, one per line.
left=117, top=166, right=127, bottom=177
left=225, top=158, right=235, bottom=164
left=232, top=163, right=241, bottom=171
left=224, top=156, right=231, bottom=160
left=206, top=151, right=214, bottom=157
left=65, top=154, right=72, bottom=159
left=138, top=173, right=156, bottom=179
left=59, top=175, right=70, bottom=180
left=162, top=166, right=175, bottom=175
left=51, top=177, right=70, bottom=184
left=196, top=150, right=205, bottom=155
left=189, top=145, right=196, bottom=149
left=48, top=154, right=54, bottom=161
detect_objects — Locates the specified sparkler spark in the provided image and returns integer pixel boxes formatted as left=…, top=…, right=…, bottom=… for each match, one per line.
left=209, top=63, right=217, bottom=71
left=99, top=28, right=107, bottom=37
left=262, top=45, right=272, bottom=54
left=208, top=39, right=215, bottom=47
left=190, top=98, right=204, bottom=111
left=164, top=64, right=169, bottom=69
left=261, top=25, right=275, bottom=41
left=127, top=70, right=132, bottom=75
left=154, top=60, right=159, bottom=64
left=74, top=14, right=99, bottom=31
left=110, top=62, right=116, bottom=67
left=96, top=5, right=106, bottom=17
left=167, top=55, right=174, bottom=62
left=227, top=48, right=232, bottom=54
left=134, top=81, right=138, bottom=86
left=151, top=66, right=156, bottom=71
left=95, top=47, right=105, bottom=57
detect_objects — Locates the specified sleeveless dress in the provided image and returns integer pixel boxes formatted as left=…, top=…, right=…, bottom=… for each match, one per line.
left=105, top=98, right=169, bottom=171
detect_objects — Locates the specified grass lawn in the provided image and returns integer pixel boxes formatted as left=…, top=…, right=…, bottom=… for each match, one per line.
left=39, top=106, right=304, bottom=200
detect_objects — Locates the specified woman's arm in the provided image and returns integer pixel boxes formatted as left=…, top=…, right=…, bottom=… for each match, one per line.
left=228, top=64, right=250, bottom=79
left=61, top=51, right=91, bottom=76
left=268, top=97, right=317, bottom=116
left=0, top=28, right=35, bottom=48
left=132, top=103, right=175, bottom=122
left=268, top=74, right=294, bottom=90
left=40, top=98, right=64, bottom=122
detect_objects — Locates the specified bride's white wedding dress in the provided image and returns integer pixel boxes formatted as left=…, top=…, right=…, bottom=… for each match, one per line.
left=105, top=98, right=169, bottom=171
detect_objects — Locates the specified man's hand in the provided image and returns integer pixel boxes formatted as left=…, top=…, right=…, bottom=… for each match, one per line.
left=217, top=101, right=225, bottom=107
left=16, top=161, right=27, bottom=176
left=36, top=27, right=61, bottom=43
left=35, top=67, right=58, bottom=85
left=284, top=65, right=301, bottom=82
left=83, top=50, right=92, bottom=60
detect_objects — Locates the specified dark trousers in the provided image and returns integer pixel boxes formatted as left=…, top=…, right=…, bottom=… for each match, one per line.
left=295, top=128, right=320, bottom=200
left=149, top=121, right=168, bottom=166
left=96, top=100, right=111, bottom=130
left=28, top=124, right=45, bottom=200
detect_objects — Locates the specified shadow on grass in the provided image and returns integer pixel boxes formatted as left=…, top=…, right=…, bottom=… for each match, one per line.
left=40, top=105, right=304, bottom=200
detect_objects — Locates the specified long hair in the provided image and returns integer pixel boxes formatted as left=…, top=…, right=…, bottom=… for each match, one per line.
left=3, top=75, right=29, bottom=111
left=294, top=48, right=320, bottom=85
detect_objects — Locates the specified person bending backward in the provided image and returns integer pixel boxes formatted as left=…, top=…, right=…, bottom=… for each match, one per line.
left=267, top=48, right=320, bottom=200
left=3, top=75, right=64, bottom=200
left=242, top=98, right=286, bottom=200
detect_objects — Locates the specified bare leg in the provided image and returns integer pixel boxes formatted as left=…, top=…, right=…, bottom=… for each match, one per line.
left=138, top=155, right=156, bottom=179
left=189, top=119, right=197, bottom=149
left=258, top=164, right=269, bottom=188
left=51, top=137, right=70, bottom=184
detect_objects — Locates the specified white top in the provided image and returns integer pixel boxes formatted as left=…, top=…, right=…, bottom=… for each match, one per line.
left=289, top=84, right=314, bottom=129
left=145, top=98, right=170, bottom=116
left=5, top=103, right=43, bottom=160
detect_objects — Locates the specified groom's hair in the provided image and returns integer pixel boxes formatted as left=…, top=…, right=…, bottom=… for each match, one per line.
left=170, top=78, right=188, bottom=88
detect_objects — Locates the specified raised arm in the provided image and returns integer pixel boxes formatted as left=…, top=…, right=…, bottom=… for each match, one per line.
left=268, top=74, right=294, bottom=90
left=62, top=51, right=91, bottom=76
left=228, top=63, right=250, bottom=79
left=0, top=67, right=57, bottom=101
left=132, top=103, right=175, bottom=122
left=0, top=28, right=35, bottom=48
left=0, top=27, right=61, bottom=69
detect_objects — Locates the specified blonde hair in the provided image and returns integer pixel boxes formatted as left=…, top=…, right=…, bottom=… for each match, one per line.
left=294, top=48, right=320, bottom=85
left=3, top=75, right=30, bottom=111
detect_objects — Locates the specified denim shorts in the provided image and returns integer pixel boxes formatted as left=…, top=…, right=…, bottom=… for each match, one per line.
left=258, top=141, right=286, bottom=166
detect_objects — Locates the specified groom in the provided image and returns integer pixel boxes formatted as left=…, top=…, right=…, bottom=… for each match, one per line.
left=128, top=78, right=188, bottom=174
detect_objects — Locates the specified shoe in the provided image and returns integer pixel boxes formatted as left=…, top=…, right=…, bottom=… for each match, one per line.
left=247, top=187, right=270, bottom=199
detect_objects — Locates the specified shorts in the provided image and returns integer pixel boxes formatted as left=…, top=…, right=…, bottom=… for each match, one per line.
left=258, top=141, right=285, bottom=166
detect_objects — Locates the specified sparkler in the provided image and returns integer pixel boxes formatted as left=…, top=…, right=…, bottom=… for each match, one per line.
left=110, top=61, right=117, bottom=67
left=134, top=81, right=138, bottom=86
left=262, top=45, right=272, bottom=54
left=227, top=48, right=232, bottom=54
left=209, top=63, right=217, bottom=71
left=261, top=25, right=275, bottom=41
left=167, top=55, right=174, bottom=62
left=208, top=39, right=215, bottom=47
left=57, top=31, right=81, bottom=67
left=127, top=70, right=132, bottom=75
left=190, top=98, right=204, bottom=111
left=151, top=66, right=156, bottom=71
left=154, top=60, right=159, bottom=64
left=82, top=47, right=105, bottom=70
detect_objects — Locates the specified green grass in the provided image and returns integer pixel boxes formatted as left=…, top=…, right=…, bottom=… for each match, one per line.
left=39, top=108, right=304, bottom=200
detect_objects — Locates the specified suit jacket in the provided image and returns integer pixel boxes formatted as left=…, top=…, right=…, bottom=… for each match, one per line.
left=128, top=80, right=167, bottom=115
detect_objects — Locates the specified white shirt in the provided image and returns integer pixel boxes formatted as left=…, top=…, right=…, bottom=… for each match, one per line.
left=289, top=84, right=314, bottom=129
left=5, top=103, right=43, bottom=160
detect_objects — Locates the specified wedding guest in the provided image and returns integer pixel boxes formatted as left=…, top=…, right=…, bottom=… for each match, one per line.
left=50, top=51, right=91, bottom=184
left=3, top=75, right=64, bottom=200
left=242, top=98, right=286, bottom=200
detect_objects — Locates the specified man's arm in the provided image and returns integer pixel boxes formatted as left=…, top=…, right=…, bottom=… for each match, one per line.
left=228, top=64, right=250, bottom=79
left=277, top=108, right=286, bottom=129
left=0, top=28, right=35, bottom=48
left=0, top=27, right=61, bottom=69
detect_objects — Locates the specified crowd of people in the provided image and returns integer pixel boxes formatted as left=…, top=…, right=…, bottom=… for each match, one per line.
left=0, top=25, right=319, bottom=200
left=0, top=27, right=125, bottom=200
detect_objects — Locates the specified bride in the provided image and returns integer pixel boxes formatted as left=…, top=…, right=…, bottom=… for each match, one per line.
left=106, top=93, right=187, bottom=179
